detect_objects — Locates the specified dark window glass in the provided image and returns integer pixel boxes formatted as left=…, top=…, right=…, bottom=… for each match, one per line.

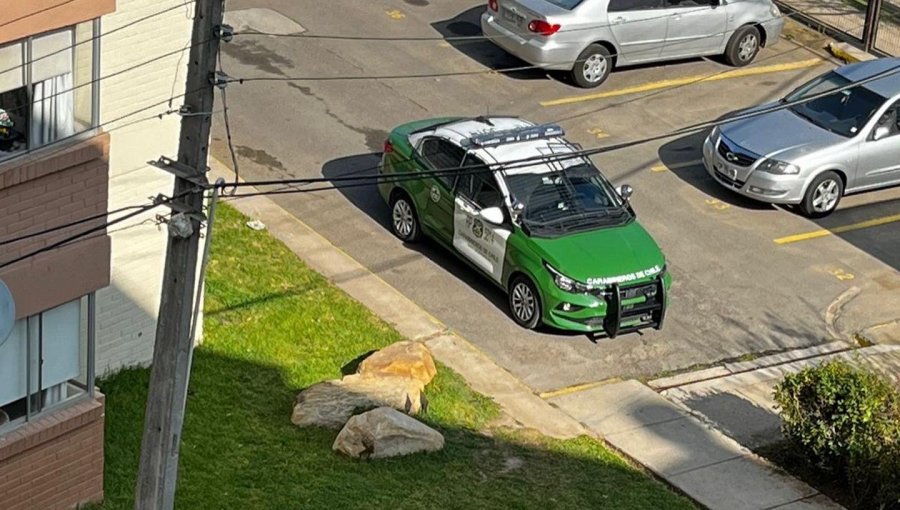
left=457, top=155, right=503, bottom=209
left=608, top=0, right=662, bottom=12
left=420, top=138, right=465, bottom=189
left=663, top=0, right=715, bottom=7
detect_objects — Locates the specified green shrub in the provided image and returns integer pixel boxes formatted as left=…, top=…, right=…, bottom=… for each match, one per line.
left=773, top=360, right=900, bottom=509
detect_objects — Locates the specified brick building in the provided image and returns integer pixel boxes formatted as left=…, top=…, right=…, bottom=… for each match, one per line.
left=0, top=1, right=192, bottom=508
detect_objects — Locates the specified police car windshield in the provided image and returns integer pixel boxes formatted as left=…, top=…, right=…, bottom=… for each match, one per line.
left=504, top=162, right=631, bottom=236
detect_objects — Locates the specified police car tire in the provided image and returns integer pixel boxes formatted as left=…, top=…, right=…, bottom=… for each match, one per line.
left=390, top=192, right=422, bottom=242
left=509, top=275, right=542, bottom=329
left=571, top=44, right=611, bottom=89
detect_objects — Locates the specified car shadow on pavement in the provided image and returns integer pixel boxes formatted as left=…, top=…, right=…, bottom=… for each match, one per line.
left=658, top=129, right=776, bottom=210
left=321, top=153, right=519, bottom=322
left=431, top=6, right=559, bottom=82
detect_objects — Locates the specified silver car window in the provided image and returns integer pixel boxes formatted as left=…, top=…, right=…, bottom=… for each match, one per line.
left=542, top=0, right=586, bottom=9
left=608, top=0, right=663, bottom=12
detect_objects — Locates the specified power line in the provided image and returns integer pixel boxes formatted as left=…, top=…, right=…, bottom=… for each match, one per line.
left=234, top=0, right=778, bottom=44
left=216, top=59, right=900, bottom=196
left=0, top=39, right=209, bottom=117
left=0, top=1, right=195, bottom=78
left=0, top=0, right=79, bottom=30
left=0, top=205, right=147, bottom=246
left=224, top=11, right=795, bottom=84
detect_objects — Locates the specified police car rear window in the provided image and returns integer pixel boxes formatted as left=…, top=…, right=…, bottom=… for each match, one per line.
left=543, top=0, right=585, bottom=10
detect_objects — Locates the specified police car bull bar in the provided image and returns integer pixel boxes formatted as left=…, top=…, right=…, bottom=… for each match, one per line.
left=603, top=276, right=667, bottom=339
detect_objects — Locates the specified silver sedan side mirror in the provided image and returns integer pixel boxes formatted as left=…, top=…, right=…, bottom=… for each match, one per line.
left=873, top=126, right=891, bottom=141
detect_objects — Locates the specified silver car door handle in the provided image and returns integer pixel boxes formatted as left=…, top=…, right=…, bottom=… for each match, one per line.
left=612, top=16, right=625, bottom=24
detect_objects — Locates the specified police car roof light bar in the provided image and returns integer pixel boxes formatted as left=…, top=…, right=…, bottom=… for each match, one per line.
left=467, top=124, right=565, bottom=148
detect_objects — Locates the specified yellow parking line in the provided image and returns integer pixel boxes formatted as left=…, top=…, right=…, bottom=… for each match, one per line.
left=774, top=213, right=900, bottom=245
left=651, top=159, right=702, bottom=172
left=538, top=379, right=620, bottom=399
left=540, top=58, right=823, bottom=107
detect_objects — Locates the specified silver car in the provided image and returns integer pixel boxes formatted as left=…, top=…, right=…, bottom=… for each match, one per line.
left=481, top=0, right=784, bottom=88
left=703, top=58, right=900, bottom=218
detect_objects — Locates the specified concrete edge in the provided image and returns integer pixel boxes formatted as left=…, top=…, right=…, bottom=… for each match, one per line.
left=208, top=159, right=589, bottom=439
left=827, top=41, right=876, bottom=63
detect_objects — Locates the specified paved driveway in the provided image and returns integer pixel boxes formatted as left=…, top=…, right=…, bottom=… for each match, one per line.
left=212, top=0, right=900, bottom=393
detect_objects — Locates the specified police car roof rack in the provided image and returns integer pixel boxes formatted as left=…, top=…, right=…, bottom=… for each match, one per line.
left=464, top=124, right=565, bottom=149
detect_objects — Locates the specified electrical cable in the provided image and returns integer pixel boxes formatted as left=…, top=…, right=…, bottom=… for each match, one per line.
left=216, top=59, right=900, bottom=196
left=0, top=1, right=195, bottom=78
left=0, top=204, right=148, bottom=246
left=216, top=51, right=241, bottom=192
left=0, top=0, right=80, bottom=30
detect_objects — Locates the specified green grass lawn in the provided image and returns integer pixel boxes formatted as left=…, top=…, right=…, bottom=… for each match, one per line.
left=97, top=204, right=694, bottom=509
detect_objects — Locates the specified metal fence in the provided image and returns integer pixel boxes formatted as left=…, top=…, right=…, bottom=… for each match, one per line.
left=777, top=0, right=900, bottom=56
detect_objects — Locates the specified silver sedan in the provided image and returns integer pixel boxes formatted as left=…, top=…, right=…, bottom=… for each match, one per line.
left=704, top=58, right=900, bottom=218
left=481, top=0, right=784, bottom=88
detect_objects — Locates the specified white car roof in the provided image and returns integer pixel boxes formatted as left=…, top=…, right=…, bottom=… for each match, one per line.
left=411, top=117, right=585, bottom=176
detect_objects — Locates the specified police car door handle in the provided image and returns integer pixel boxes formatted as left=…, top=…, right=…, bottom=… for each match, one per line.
left=612, top=16, right=625, bottom=24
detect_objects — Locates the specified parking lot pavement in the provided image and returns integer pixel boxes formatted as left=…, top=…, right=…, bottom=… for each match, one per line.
left=213, top=0, right=900, bottom=393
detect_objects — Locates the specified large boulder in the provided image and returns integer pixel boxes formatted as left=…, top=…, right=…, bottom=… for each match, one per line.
left=333, top=407, right=444, bottom=459
left=291, top=374, right=424, bottom=429
left=357, top=341, right=437, bottom=389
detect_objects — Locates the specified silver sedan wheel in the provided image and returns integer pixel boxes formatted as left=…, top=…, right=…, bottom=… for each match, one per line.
left=392, top=199, right=414, bottom=237
left=511, top=282, right=536, bottom=323
left=812, top=179, right=840, bottom=213
left=738, top=33, right=758, bottom=62
left=582, top=54, right=608, bottom=83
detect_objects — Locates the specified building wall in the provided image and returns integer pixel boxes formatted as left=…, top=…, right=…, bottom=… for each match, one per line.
left=0, top=134, right=111, bottom=318
left=0, top=397, right=105, bottom=510
left=95, top=0, right=194, bottom=374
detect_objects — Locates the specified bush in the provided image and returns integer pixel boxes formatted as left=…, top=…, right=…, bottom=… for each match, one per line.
left=774, top=360, right=900, bottom=509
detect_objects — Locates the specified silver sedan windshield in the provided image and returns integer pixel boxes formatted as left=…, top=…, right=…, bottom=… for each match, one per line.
left=786, top=71, right=887, bottom=137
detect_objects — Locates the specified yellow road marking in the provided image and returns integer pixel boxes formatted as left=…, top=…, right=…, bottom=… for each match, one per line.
left=540, top=58, right=823, bottom=107
left=438, top=41, right=452, bottom=48
left=705, top=198, right=730, bottom=211
left=828, top=268, right=855, bottom=281
left=651, top=159, right=702, bottom=172
left=774, top=213, right=900, bottom=244
left=538, top=379, right=619, bottom=400
left=386, top=9, right=406, bottom=19
left=587, top=127, right=610, bottom=139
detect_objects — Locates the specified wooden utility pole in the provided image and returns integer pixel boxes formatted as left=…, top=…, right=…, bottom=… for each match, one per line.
left=135, top=0, right=226, bottom=508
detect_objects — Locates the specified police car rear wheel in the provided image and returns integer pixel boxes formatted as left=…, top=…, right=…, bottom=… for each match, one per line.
left=390, top=193, right=421, bottom=242
left=509, top=275, right=541, bottom=329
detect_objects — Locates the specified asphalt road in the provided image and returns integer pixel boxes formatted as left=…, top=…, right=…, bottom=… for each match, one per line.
left=212, top=0, right=900, bottom=393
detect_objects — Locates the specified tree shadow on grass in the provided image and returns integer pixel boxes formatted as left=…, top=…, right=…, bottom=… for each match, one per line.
left=97, top=349, right=695, bottom=510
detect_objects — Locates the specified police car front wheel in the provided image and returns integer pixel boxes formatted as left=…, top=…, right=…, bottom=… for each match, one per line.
left=390, top=192, right=421, bottom=242
left=509, top=275, right=542, bottom=329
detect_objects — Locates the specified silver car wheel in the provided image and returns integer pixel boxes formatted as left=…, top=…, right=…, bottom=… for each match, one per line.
left=812, top=179, right=840, bottom=213
left=511, top=282, right=536, bottom=322
left=392, top=199, right=414, bottom=237
left=738, top=33, right=758, bottom=61
left=582, top=54, right=608, bottom=83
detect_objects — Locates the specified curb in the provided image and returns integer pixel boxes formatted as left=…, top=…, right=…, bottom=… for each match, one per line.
left=827, top=42, right=876, bottom=63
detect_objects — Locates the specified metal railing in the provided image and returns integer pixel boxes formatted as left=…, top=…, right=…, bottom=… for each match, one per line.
left=777, top=0, right=899, bottom=56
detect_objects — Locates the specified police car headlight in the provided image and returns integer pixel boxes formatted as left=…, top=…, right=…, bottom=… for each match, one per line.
left=544, top=263, right=593, bottom=294
left=757, top=159, right=799, bottom=175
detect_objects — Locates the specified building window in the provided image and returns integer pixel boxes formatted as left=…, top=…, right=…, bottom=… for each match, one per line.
left=0, top=20, right=98, bottom=161
left=0, top=294, right=95, bottom=430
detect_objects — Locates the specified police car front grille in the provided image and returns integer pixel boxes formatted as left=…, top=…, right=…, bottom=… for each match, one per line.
left=717, top=137, right=757, bottom=167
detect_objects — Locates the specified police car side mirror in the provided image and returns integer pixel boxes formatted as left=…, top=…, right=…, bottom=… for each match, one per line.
left=479, top=206, right=505, bottom=225
left=617, top=184, right=634, bottom=202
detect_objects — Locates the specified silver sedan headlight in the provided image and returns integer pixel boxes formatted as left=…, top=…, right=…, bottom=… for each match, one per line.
left=757, top=159, right=799, bottom=175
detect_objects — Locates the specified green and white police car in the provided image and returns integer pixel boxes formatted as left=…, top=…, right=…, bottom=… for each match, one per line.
left=378, top=116, right=670, bottom=337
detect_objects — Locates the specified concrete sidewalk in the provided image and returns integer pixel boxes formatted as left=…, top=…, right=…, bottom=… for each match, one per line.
left=660, top=344, right=900, bottom=449
left=549, top=380, right=842, bottom=510
left=211, top=160, right=841, bottom=509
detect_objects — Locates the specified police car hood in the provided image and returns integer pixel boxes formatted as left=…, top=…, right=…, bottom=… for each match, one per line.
left=532, top=221, right=666, bottom=286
